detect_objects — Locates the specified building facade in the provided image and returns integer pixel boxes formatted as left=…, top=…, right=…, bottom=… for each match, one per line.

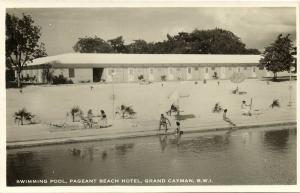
left=22, top=53, right=272, bottom=83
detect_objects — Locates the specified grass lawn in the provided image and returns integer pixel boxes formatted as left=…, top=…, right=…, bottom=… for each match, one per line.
left=6, top=79, right=296, bottom=127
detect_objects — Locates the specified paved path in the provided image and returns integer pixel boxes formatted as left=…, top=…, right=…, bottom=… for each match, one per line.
left=7, top=107, right=296, bottom=149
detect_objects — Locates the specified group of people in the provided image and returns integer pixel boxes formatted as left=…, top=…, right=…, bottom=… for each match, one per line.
left=159, top=114, right=182, bottom=135
left=222, top=100, right=253, bottom=127
left=84, top=109, right=108, bottom=128
left=158, top=99, right=253, bottom=134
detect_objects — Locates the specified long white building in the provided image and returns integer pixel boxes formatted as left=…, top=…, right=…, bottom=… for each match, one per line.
left=22, top=53, right=272, bottom=83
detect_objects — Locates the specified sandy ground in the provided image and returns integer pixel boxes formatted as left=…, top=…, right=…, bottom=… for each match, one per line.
left=7, top=79, right=296, bottom=126
left=6, top=79, right=297, bottom=145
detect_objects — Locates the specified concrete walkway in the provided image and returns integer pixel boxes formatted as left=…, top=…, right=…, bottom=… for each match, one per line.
left=7, top=107, right=296, bottom=149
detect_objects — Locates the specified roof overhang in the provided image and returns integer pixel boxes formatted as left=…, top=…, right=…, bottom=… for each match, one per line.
left=26, top=53, right=263, bottom=68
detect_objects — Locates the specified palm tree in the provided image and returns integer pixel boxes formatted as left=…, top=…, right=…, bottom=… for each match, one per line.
left=119, top=105, right=136, bottom=119
left=70, top=106, right=83, bottom=122
left=14, top=108, right=34, bottom=125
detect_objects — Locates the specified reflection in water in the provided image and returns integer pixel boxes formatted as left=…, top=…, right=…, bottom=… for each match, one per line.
left=7, top=151, right=45, bottom=185
left=69, top=148, right=81, bottom=156
left=115, top=143, right=134, bottom=155
left=102, top=151, right=108, bottom=160
left=88, top=147, right=94, bottom=161
left=158, top=133, right=182, bottom=151
left=263, top=129, right=290, bottom=151
left=69, top=147, right=95, bottom=161
left=158, top=134, right=168, bottom=151
left=177, top=131, right=230, bottom=153
left=7, top=127, right=296, bottom=186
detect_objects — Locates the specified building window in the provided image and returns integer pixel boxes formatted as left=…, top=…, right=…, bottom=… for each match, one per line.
left=211, top=67, right=215, bottom=70
left=253, top=67, right=256, bottom=72
left=194, top=67, right=198, bottom=71
left=244, top=67, right=247, bottom=70
left=129, top=69, right=133, bottom=75
left=177, top=68, right=180, bottom=71
left=238, top=68, right=240, bottom=72
left=188, top=68, right=191, bottom=74
left=205, top=68, right=208, bottom=73
left=228, top=67, right=232, bottom=71
left=150, top=68, right=153, bottom=74
left=69, top=68, right=75, bottom=78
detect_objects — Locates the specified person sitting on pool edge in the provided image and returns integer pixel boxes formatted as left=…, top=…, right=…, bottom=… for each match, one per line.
left=87, top=109, right=94, bottom=128
left=241, top=100, right=252, bottom=116
left=159, top=114, right=171, bottom=132
left=223, top=109, right=236, bottom=127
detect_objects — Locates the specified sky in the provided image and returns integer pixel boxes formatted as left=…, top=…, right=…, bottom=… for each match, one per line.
left=7, top=7, right=297, bottom=56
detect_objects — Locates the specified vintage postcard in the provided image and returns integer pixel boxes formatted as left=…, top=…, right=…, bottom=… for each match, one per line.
left=1, top=0, right=299, bottom=192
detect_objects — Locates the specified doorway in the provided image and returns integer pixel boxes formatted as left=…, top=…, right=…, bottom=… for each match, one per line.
left=93, top=68, right=104, bottom=82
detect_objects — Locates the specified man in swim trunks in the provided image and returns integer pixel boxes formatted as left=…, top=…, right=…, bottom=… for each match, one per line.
left=159, top=114, right=171, bottom=132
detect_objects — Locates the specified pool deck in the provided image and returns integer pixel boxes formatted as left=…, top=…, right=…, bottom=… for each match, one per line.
left=7, top=107, right=296, bottom=149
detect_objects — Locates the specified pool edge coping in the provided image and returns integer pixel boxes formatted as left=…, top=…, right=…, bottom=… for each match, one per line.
left=6, top=120, right=297, bottom=149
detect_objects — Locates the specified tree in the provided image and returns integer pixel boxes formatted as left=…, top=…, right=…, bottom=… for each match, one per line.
left=73, top=36, right=114, bottom=53
left=188, top=28, right=260, bottom=54
left=72, top=28, right=260, bottom=55
left=6, top=13, right=47, bottom=87
left=291, top=46, right=297, bottom=73
left=147, top=29, right=260, bottom=54
left=108, top=36, right=128, bottom=53
left=259, top=34, right=295, bottom=81
left=14, top=108, right=34, bottom=125
left=128, top=39, right=149, bottom=53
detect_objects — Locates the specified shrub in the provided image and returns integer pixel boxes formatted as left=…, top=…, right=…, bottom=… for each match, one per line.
left=161, top=75, right=167, bottom=81
left=138, top=75, right=144, bottom=81
left=67, top=79, right=73, bottom=84
left=79, top=80, right=91, bottom=83
left=52, top=74, right=69, bottom=84
left=270, top=99, right=280, bottom=108
left=23, top=74, right=36, bottom=82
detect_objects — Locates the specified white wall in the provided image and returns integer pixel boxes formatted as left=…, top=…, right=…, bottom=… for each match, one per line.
left=73, top=68, right=92, bottom=83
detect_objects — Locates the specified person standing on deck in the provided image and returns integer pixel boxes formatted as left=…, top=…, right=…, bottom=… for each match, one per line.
left=159, top=114, right=171, bottom=132
left=100, top=110, right=108, bottom=128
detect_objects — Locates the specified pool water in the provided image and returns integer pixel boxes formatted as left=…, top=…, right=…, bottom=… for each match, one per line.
left=7, top=126, right=296, bottom=186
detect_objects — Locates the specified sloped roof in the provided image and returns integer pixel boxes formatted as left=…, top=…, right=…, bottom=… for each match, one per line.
left=27, top=53, right=262, bottom=68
